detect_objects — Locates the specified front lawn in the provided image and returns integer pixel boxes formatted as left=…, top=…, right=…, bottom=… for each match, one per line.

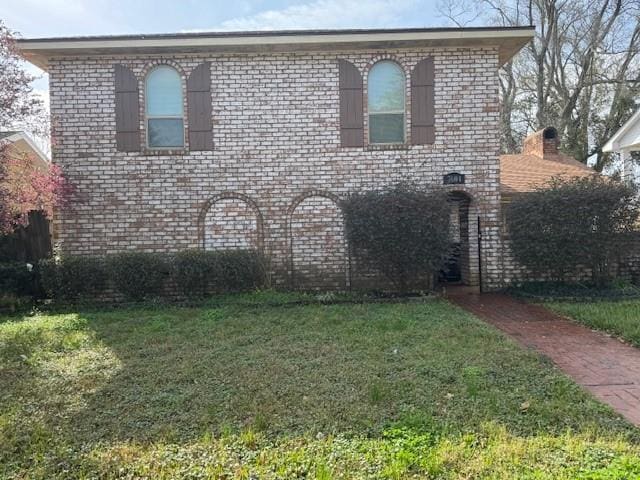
left=1, top=296, right=639, bottom=478
left=546, top=299, right=640, bottom=346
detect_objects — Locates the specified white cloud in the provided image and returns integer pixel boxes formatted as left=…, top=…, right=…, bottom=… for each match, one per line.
left=217, top=0, right=420, bottom=31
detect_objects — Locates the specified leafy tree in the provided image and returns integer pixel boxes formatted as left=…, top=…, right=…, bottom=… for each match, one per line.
left=506, top=176, right=639, bottom=284
left=341, top=183, right=451, bottom=292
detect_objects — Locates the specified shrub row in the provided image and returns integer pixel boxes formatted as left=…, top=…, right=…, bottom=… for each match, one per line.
left=0, top=262, right=39, bottom=297
left=173, top=249, right=266, bottom=297
left=37, top=249, right=267, bottom=301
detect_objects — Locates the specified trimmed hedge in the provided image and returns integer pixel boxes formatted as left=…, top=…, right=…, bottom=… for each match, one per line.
left=37, top=249, right=267, bottom=302
left=0, top=262, right=38, bottom=297
left=107, top=252, right=169, bottom=301
left=40, top=255, right=106, bottom=300
left=173, top=249, right=267, bottom=298
left=215, top=249, right=267, bottom=292
left=173, top=250, right=213, bottom=297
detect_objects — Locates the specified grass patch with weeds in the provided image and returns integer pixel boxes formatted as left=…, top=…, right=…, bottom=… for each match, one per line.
left=546, top=299, right=640, bottom=346
left=1, top=294, right=639, bottom=478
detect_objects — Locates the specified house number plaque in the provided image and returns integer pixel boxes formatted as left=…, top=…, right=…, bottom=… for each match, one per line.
left=443, top=172, right=466, bottom=185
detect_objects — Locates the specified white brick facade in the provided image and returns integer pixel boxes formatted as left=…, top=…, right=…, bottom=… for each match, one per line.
left=48, top=46, right=504, bottom=290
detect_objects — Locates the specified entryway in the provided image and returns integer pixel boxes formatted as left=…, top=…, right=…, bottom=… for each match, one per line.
left=440, top=191, right=480, bottom=289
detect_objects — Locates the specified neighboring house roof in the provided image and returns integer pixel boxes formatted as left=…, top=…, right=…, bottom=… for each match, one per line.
left=500, top=153, right=594, bottom=195
left=0, top=131, right=20, bottom=141
left=500, top=127, right=594, bottom=196
left=603, top=108, right=640, bottom=153
left=0, top=131, right=50, bottom=168
left=17, top=26, right=535, bottom=70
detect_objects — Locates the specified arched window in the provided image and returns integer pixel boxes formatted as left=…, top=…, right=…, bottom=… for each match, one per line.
left=368, top=61, right=405, bottom=144
left=145, top=66, right=184, bottom=148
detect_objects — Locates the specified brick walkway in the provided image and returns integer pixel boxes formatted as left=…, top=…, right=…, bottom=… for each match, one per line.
left=448, top=291, right=640, bottom=426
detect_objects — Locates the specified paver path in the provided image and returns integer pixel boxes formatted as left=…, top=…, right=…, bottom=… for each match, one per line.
left=448, top=291, right=640, bottom=426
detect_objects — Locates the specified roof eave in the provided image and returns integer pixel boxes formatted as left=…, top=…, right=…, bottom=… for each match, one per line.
left=1, top=132, right=50, bottom=164
left=603, top=108, right=640, bottom=153
left=17, top=26, right=535, bottom=71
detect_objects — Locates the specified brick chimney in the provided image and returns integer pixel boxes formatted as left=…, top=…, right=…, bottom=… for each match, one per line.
left=522, top=127, right=559, bottom=158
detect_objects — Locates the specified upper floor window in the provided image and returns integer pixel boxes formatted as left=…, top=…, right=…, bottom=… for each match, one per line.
left=368, top=61, right=405, bottom=144
left=145, top=66, right=184, bottom=148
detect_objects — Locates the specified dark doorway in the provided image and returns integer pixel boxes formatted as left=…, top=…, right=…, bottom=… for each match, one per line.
left=440, top=192, right=472, bottom=285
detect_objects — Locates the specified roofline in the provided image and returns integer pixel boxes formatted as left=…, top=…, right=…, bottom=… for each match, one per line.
left=18, top=25, right=535, bottom=43
left=1, top=132, right=50, bottom=164
left=603, top=107, right=640, bottom=152
left=17, top=26, right=535, bottom=70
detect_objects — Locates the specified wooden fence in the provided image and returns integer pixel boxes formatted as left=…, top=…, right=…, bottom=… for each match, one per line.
left=0, top=210, right=52, bottom=263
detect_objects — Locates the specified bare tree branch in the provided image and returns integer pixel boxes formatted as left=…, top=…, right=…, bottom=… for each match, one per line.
left=437, top=0, right=640, bottom=163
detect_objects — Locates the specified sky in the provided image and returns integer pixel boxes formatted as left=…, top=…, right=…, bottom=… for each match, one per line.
left=3, top=0, right=445, bottom=37
left=1, top=0, right=456, bottom=96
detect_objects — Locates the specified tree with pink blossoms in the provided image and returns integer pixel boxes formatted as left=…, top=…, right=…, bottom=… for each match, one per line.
left=0, top=145, right=71, bottom=235
left=0, top=20, right=70, bottom=235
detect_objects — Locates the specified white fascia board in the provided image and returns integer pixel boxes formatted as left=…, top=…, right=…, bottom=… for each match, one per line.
left=603, top=108, right=640, bottom=152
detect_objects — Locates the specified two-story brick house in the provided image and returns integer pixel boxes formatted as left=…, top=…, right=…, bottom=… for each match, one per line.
left=18, top=27, right=535, bottom=291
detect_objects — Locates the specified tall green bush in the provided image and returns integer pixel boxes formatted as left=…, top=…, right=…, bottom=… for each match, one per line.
left=506, top=176, right=639, bottom=284
left=107, top=252, right=169, bottom=301
left=341, top=183, right=451, bottom=292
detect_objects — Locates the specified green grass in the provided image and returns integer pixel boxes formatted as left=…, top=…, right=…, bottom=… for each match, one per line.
left=1, top=296, right=639, bottom=479
left=546, top=299, right=640, bottom=346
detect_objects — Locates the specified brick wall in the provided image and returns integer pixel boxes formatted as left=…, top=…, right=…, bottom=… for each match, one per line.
left=48, top=46, right=503, bottom=290
left=290, top=194, right=348, bottom=290
left=203, top=196, right=260, bottom=251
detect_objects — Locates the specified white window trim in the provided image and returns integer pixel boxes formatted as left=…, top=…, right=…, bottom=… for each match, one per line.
left=145, top=65, right=185, bottom=149
left=368, top=60, right=407, bottom=145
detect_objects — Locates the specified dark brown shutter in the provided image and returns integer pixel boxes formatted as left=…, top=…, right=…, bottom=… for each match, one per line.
left=114, top=64, right=140, bottom=152
left=338, top=60, right=363, bottom=147
left=411, top=57, right=435, bottom=145
left=187, top=62, right=213, bottom=151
